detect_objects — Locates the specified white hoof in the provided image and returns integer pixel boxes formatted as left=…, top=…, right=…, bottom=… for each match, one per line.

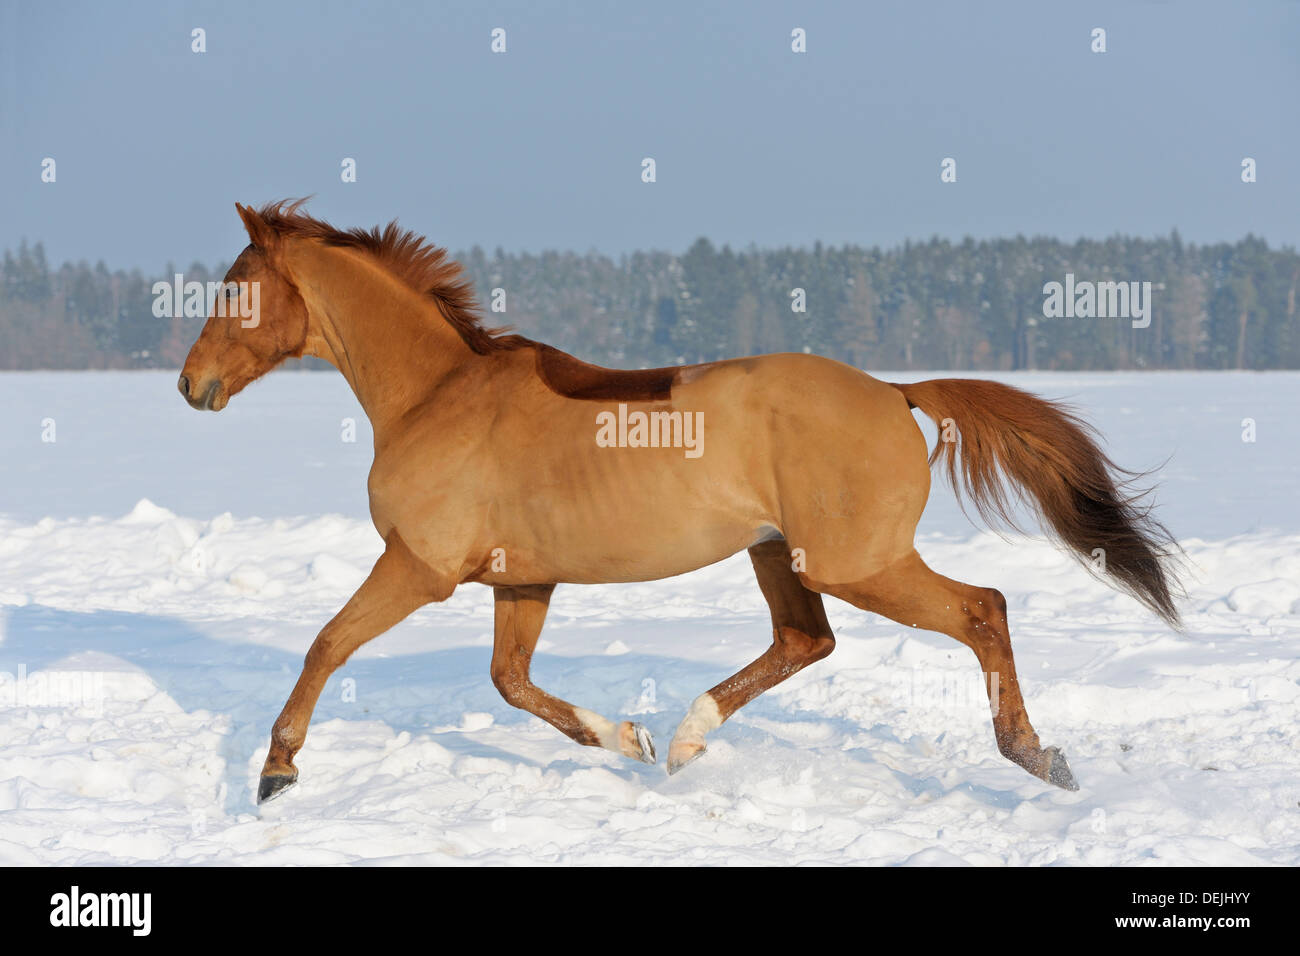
left=667, top=739, right=706, bottom=775
left=667, top=693, right=722, bottom=775
left=620, top=721, right=657, bottom=765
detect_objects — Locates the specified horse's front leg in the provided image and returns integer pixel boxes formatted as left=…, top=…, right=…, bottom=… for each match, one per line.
left=257, top=532, right=452, bottom=803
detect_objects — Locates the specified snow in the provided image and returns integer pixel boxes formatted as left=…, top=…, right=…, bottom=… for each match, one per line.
left=0, top=370, right=1297, bottom=865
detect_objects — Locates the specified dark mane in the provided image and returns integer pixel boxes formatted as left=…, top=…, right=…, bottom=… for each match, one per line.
left=255, top=199, right=524, bottom=354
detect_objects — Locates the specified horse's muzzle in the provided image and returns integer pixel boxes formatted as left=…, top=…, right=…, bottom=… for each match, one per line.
left=178, top=374, right=221, bottom=411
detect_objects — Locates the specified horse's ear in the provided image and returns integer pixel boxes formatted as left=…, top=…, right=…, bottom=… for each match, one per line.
left=235, top=202, right=279, bottom=252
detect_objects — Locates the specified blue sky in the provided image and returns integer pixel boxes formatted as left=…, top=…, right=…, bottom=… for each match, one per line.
left=1, top=0, right=1295, bottom=270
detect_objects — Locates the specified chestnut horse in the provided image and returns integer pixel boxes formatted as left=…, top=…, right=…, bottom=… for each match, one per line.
left=179, top=202, right=1180, bottom=803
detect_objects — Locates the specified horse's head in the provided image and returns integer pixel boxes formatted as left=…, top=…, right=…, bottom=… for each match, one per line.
left=177, top=203, right=311, bottom=411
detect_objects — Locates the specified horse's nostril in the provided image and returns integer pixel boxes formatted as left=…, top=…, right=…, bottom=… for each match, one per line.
left=178, top=374, right=190, bottom=398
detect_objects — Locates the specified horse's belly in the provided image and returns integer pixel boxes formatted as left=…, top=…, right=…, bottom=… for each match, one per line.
left=489, top=478, right=772, bottom=585
left=549, top=516, right=763, bottom=584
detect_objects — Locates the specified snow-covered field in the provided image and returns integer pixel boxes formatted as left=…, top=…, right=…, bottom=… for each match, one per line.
left=0, top=370, right=1297, bottom=865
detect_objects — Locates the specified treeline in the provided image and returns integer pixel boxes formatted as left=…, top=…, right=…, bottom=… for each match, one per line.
left=0, top=242, right=217, bottom=371
left=2, top=233, right=1297, bottom=371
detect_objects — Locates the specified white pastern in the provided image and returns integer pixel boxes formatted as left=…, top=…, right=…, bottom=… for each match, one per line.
left=673, top=692, right=722, bottom=745
left=572, top=706, right=619, bottom=751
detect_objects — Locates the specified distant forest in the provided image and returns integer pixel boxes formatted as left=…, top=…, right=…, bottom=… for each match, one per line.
left=1, top=233, right=1297, bottom=371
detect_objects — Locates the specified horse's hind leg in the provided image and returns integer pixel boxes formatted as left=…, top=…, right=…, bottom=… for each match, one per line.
left=491, top=584, right=656, bottom=765
left=817, top=550, right=1078, bottom=790
left=667, top=539, right=835, bottom=774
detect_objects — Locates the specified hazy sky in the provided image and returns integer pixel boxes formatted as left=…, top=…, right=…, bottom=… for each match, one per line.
left=1, top=1, right=1296, bottom=271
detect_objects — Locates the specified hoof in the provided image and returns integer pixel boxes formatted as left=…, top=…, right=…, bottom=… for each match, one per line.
left=619, top=721, right=657, bottom=765
left=666, top=740, right=706, bottom=776
left=1044, top=746, right=1079, bottom=791
left=258, top=770, right=298, bottom=804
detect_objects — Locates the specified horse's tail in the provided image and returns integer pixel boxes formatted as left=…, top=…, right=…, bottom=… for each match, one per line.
left=892, top=378, right=1182, bottom=628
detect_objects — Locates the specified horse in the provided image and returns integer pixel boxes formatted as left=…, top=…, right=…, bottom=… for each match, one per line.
left=178, top=201, right=1181, bottom=803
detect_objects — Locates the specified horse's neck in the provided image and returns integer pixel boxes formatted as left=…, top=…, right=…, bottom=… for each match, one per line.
left=288, top=243, right=479, bottom=432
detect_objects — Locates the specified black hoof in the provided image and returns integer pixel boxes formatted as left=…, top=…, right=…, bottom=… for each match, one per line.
left=258, top=771, right=298, bottom=804
left=1045, top=747, right=1080, bottom=791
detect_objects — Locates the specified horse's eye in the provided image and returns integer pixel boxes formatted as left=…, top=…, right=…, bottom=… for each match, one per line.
left=225, top=283, right=239, bottom=300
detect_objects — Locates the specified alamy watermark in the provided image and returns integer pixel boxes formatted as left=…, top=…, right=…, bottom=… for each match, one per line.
left=595, top=404, right=704, bottom=459
left=0, top=666, right=105, bottom=715
left=891, top=667, right=1001, bottom=716
left=50, top=886, right=151, bottom=936
left=152, top=274, right=260, bottom=327
left=1042, top=273, right=1151, bottom=328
